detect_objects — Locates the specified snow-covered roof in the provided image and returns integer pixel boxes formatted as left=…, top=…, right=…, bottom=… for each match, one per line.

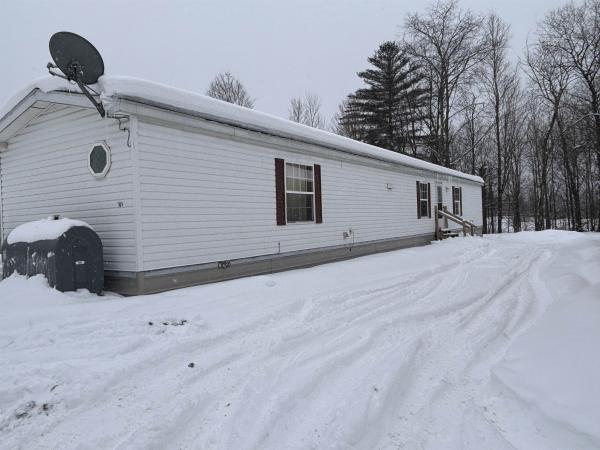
left=7, top=217, right=92, bottom=244
left=0, top=76, right=484, bottom=184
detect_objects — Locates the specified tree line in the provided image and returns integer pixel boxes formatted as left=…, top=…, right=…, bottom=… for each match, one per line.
left=206, top=0, right=600, bottom=233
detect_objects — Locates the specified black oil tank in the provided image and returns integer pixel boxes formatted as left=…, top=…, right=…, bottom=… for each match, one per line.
left=1, top=218, right=104, bottom=294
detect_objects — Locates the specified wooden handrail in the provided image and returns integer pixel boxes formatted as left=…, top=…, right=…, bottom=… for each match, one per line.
left=438, top=208, right=464, bottom=225
left=434, top=206, right=475, bottom=239
left=444, top=209, right=476, bottom=228
left=439, top=208, right=462, bottom=223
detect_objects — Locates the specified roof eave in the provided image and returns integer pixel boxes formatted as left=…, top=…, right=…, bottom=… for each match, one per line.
left=114, top=93, right=484, bottom=185
left=0, top=90, right=95, bottom=143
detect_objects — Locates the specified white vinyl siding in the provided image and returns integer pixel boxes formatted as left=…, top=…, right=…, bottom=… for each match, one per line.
left=459, top=183, right=483, bottom=226
left=136, top=119, right=483, bottom=272
left=0, top=104, right=483, bottom=276
left=0, top=105, right=136, bottom=271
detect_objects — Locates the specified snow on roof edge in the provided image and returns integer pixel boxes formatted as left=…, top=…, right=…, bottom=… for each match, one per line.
left=0, top=76, right=85, bottom=121
left=0, top=75, right=483, bottom=184
left=99, top=76, right=483, bottom=184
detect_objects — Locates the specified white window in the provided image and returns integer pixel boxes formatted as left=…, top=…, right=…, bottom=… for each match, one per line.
left=286, top=163, right=314, bottom=222
left=453, top=186, right=462, bottom=215
left=419, top=182, right=429, bottom=218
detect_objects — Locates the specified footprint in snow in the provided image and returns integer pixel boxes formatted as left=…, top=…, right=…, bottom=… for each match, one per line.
left=13, top=401, right=50, bottom=419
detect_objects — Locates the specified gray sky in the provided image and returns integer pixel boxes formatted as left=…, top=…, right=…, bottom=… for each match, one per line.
left=0, top=0, right=568, bottom=122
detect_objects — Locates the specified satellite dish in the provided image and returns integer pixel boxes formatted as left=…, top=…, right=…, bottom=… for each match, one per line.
left=47, top=32, right=106, bottom=117
left=49, top=32, right=104, bottom=84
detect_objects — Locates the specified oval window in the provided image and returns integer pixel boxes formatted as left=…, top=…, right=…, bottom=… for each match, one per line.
left=89, top=143, right=111, bottom=178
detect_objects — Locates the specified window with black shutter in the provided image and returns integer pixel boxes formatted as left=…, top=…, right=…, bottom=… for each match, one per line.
left=275, top=159, right=323, bottom=224
left=417, top=181, right=430, bottom=219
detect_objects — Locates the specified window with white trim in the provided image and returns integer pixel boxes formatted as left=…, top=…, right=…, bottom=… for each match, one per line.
left=88, top=143, right=111, bottom=178
left=419, top=182, right=429, bottom=218
left=453, top=186, right=462, bottom=215
left=285, top=163, right=314, bottom=222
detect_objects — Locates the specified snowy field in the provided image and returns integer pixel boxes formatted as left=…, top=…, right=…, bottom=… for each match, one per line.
left=0, top=231, right=599, bottom=450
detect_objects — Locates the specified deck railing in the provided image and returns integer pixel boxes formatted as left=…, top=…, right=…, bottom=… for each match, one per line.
left=434, top=206, right=475, bottom=240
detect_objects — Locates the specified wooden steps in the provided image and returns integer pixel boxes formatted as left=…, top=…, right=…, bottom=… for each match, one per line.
left=435, top=206, right=476, bottom=240
left=441, top=228, right=459, bottom=238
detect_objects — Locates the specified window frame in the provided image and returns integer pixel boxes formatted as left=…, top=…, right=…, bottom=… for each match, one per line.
left=284, top=162, right=316, bottom=224
left=417, top=181, right=430, bottom=219
left=437, top=184, right=443, bottom=214
left=453, top=186, right=462, bottom=216
left=88, top=142, right=111, bottom=178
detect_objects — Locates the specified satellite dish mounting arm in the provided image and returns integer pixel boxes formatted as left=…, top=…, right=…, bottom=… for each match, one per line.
left=73, top=77, right=105, bottom=118
left=47, top=61, right=106, bottom=118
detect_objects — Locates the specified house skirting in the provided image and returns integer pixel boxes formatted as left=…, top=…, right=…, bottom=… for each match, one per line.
left=104, top=230, right=479, bottom=296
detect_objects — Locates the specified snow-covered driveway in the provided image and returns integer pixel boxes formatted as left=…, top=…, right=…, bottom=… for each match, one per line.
left=1, top=231, right=599, bottom=449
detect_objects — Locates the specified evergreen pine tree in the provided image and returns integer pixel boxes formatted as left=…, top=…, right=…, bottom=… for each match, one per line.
left=341, top=41, right=426, bottom=154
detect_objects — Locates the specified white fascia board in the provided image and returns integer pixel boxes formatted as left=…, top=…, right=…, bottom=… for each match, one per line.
left=0, top=91, right=44, bottom=141
left=117, top=99, right=483, bottom=185
left=0, top=91, right=100, bottom=142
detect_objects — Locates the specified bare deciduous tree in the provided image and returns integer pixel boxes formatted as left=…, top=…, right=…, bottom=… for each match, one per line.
left=288, top=93, right=324, bottom=129
left=540, top=0, right=600, bottom=227
left=304, top=94, right=324, bottom=129
left=206, top=72, right=254, bottom=108
left=289, top=97, right=305, bottom=123
left=480, top=14, right=519, bottom=233
left=524, top=34, right=570, bottom=229
left=404, top=0, right=486, bottom=166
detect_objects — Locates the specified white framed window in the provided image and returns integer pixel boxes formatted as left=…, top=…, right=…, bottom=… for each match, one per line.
left=88, top=142, right=111, bottom=178
left=453, top=186, right=462, bottom=215
left=285, top=162, right=314, bottom=222
left=419, top=182, right=429, bottom=218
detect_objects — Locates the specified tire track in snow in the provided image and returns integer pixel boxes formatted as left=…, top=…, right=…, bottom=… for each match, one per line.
left=7, top=241, right=489, bottom=448
left=22, top=241, right=493, bottom=449
left=376, top=245, right=553, bottom=449
left=1, top=236, right=562, bottom=450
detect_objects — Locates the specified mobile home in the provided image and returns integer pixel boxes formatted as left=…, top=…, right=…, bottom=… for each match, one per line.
left=0, top=77, right=484, bottom=294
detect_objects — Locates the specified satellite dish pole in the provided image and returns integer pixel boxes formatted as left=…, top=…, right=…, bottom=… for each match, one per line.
left=47, top=32, right=106, bottom=117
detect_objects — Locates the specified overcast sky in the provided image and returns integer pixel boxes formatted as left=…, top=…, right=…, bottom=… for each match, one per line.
left=1, top=0, right=569, bottom=122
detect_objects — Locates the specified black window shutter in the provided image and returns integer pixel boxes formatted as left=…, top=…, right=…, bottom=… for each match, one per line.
left=460, top=187, right=463, bottom=216
left=314, top=164, right=323, bottom=223
left=427, top=183, right=431, bottom=218
left=452, top=186, right=456, bottom=214
left=416, top=181, right=421, bottom=218
left=275, top=158, right=286, bottom=225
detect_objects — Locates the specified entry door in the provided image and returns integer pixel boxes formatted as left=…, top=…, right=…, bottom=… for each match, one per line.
left=436, top=185, right=444, bottom=215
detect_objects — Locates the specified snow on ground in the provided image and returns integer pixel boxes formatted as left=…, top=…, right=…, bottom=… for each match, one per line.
left=0, top=231, right=598, bottom=449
